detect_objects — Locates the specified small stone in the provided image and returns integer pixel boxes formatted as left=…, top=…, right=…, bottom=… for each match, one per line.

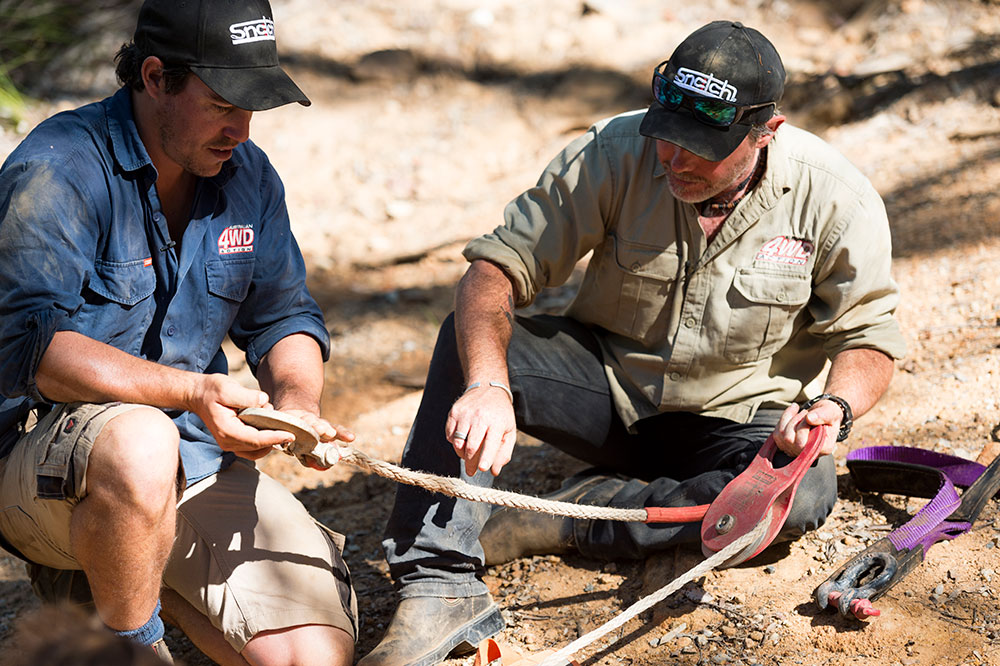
left=659, top=623, right=687, bottom=643
left=749, top=631, right=764, bottom=642
left=764, top=565, right=777, bottom=574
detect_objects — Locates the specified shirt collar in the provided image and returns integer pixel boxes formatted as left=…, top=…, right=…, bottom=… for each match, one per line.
left=106, top=87, right=153, bottom=175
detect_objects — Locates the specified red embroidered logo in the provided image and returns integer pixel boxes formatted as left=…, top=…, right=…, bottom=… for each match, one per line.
left=218, top=225, right=255, bottom=255
left=143, top=257, right=152, bottom=267
left=756, top=236, right=814, bottom=266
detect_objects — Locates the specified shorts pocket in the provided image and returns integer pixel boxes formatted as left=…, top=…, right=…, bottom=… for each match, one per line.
left=313, top=519, right=358, bottom=638
left=0, top=505, right=45, bottom=563
left=724, top=268, right=811, bottom=364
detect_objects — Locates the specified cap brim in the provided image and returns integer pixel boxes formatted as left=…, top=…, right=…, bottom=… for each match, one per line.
left=639, top=101, right=750, bottom=161
left=192, top=64, right=310, bottom=112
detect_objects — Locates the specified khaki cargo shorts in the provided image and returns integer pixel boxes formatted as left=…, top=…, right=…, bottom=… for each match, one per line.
left=0, top=402, right=358, bottom=651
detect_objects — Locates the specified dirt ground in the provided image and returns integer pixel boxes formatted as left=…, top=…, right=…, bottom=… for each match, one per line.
left=3, top=1, right=1000, bottom=664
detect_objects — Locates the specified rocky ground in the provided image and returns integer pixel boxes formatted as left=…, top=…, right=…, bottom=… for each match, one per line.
left=3, top=1, right=1000, bottom=664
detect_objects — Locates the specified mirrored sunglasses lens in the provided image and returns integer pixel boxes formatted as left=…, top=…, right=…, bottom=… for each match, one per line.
left=693, top=99, right=737, bottom=126
left=658, top=81, right=683, bottom=108
left=654, top=76, right=679, bottom=108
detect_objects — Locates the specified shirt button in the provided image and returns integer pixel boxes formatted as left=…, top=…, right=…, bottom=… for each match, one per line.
left=685, top=317, right=696, bottom=328
left=630, top=262, right=642, bottom=271
left=776, top=293, right=786, bottom=303
left=166, top=325, right=176, bottom=336
left=669, top=372, right=681, bottom=381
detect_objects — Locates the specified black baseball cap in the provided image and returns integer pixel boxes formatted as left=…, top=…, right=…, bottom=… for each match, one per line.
left=134, top=0, right=310, bottom=111
left=639, top=21, right=784, bottom=161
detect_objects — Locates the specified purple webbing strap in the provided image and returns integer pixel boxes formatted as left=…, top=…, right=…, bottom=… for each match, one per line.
left=847, top=446, right=986, bottom=486
left=847, top=446, right=985, bottom=551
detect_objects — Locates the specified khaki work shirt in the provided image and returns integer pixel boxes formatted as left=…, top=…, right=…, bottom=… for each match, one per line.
left=464, top=111, right=906, bottom=429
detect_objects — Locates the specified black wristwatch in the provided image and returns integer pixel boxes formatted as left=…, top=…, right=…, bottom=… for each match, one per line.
left=800, top=393, right=854, bottom=442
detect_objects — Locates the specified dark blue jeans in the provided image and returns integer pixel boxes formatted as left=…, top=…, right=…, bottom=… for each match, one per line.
left=381, top=314, right=837, bottom=598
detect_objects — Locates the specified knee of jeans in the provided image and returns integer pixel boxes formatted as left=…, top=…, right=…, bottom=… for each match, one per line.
left=778, top=456, right=837, bottom=540
left=91, top=407, right=179, bottom=498
left=436, top=312, right=459, bottom=355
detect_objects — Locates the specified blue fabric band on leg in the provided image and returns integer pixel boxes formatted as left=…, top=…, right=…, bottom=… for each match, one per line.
left=109, top=599, right=164, bottom=646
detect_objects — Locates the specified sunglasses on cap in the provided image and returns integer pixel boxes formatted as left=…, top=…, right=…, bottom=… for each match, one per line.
left=652, top=61, right=775, bottom=128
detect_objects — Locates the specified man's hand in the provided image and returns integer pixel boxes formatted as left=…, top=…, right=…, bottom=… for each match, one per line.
left=773, top=400, right=841, bottom=457
left=187, top=374, right=293, bottom=460
left=446, top=384, right=517, bottom=477
left=278, top=408, right=356, bottom=470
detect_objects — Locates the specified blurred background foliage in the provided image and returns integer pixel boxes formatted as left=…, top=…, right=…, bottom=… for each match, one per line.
left=0, top=0, right=138, bottom=129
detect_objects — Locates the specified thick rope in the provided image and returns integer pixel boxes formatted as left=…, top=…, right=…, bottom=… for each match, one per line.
left=299, top=441, right=769, bottom=665
left=537, top=518, right=768, bottom=666
left=334, top=445, right=650, bottom=522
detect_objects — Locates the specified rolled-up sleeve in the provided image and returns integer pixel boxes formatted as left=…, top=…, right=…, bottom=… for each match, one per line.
left=228, top=161, right=330, bottom=372
left=0, top=162, right=98, bottom=399
left=807, top=187, right=907, bottom=360
left=463, top=126, right=614, bottom=307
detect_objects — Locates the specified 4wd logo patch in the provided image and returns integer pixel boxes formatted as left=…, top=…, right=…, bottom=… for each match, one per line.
left=756, top=236, right=814, bottom=266
left=218, top=224, right=255, bottom=255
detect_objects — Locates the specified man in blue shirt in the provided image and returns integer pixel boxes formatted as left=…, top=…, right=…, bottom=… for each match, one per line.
left=0, top=1, right=358, bottom=663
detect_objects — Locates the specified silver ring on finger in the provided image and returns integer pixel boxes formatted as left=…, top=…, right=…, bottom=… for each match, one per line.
left=454, top=431, right=468, bottom=441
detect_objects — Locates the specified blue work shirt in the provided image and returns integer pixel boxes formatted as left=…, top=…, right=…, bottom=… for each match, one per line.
left=0, top=87, right=330, bottom=483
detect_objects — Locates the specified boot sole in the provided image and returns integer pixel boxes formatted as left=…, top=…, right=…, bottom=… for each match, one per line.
left=407, top=604, right=505, bottom=666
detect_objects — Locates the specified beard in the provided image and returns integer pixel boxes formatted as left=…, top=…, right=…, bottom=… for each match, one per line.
left=665, top=146, right=759, bottom=205
left=154, top=103, right=228, bottom=178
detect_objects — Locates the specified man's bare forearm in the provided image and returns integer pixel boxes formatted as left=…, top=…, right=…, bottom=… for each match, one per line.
left=36, top=330, right=203, bottom=410
left=823, top=347, right=894, bottom=418
left=257, top=333, right=325, bottom=414
left=455, top=259, right=516, bottom=384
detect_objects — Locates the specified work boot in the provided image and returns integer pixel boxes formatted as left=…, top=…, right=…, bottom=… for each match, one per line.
left=151, top=638, right=174, bottom=664
left=358, top=594, right=504, bottom=666
left=479, top=470, right=622, bottom=565
left=26, top=562, right=95, bottom=610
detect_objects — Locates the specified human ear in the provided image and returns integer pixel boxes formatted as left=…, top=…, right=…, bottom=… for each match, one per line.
left=140, top=56, right=166, bottom=98
left=756, top=114, right=786, bottom=148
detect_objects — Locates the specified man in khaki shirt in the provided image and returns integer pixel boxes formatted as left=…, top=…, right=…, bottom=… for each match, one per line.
left=360, top=20, right=905, bottom=666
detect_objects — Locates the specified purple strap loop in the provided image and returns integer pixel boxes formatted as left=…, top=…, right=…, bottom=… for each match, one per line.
left=846, top=446, right=986, bottom=552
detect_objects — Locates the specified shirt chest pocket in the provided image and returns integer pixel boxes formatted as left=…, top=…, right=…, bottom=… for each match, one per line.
left=577, top=236, right=680, bottom=346
left=82, top=259, right=157, bottom=351
left=205, top=258, right=254, bottom=302
left=89, top=259, right=156, bottom=305
left=724, top=267, right=812, bottom=364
